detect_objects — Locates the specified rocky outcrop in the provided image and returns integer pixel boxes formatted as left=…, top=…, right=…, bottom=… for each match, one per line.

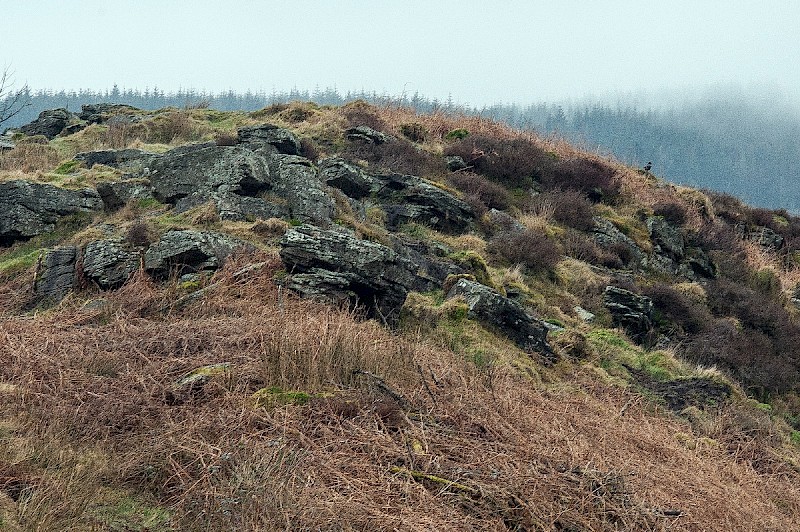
left=345, top=125, right=392, bottom=145
left=74, top=148, right=157, bottom=172
left=445, top=155, right=467, bottom=171
left=33, top=246, right=77, bottom=301
left=237, top=124, right=301, bottom=155
left=591, top=217, right=645, bottom=267
left=148, top=144, right=271, bottom=204
left=79, top=103, right=142, bottom=124
left=647, top=216, right=684, bottom=260
left=144, top=230, right=252, bottom=278
left=279, top=225, right=418, bottom=324
left=269, top=155, right=334, bottom=224
left=319, top=157, right=374, bottom=199
left=375, top=173, right=474, bottom=234
left=82, top=239, right=141, bottom=288
left=446, top=278, right=554, bottom=359
left=96, top=179, right=155, bottom=210
left=19, top=108, right=75, bottom=139
left=603, top=286, right=653, bottom=343
left=748, top=225, right=784, bottom=250
left=0, top=181, right=102, bottom=245
left=0, top=138, right=15, bottom=151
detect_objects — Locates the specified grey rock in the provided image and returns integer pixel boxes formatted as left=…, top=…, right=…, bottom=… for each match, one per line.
left=647, top=216, right=684, bottom=260
left=83, top=239, right=141, bottom=288
left=96, top=179, right=155, bottom=211
left=20, top=108, right=75, bottom=139
left=147, top=144, right=271, bottom=204
left=603, top=286, right=653, bottom=343
left=683, top=247, right=717, bottom=279
left=319, top=157, right=374, bottom=199
left=270, top=155, right=334, bottom=224
left=390, top=234, right=465, bottom=293
left=446, top=278, right=554, bottom=359
left=484, top=208, right=525, bottom=236
left=145, top=230, right=252, bottom=278
left=215, top=194, right=286, bottom=222
left=0, top=138, right=15, bottom=151
left=375, top=173, right=474, bottom=234
left=279, top=225, right=418, bottom=324
left=34, top=246, right=77, bottom=301
left=74, top=149, right=157, bottom=172
left=445, top=155, right=468, bottom=171
left=0, top=180, right=102, bottom=245
left=591, top=217, right=645, bottom=267
left=345, top=125, right=392, bottom=145
left=748, top=225, right=784, bottom=250
left=574, top=305, right=595, bottom=323
left=238, top=124, right=301, bottom=155
left=79, top=103, right=141, bottom=124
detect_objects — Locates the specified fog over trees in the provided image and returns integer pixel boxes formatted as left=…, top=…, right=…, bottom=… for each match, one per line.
left=3, top=86, right=799, bottom=212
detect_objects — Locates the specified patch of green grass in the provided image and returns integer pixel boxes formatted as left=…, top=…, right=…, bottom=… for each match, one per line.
left=252, top=386, right=314, bottom=407
left=137, top=197, right=164, bottom=210
left=89, top=494, right=172, bottom=531
left=791, top=430, right=800, bottom=446
left=53, top=159, right=82, bottom=175
left=0, top=248, right=42, bottom=277
left=588, top=328, right=681, bottom=382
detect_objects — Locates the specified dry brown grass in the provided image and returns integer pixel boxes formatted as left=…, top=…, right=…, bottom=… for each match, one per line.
left=0, top=252, right=798, bottom=530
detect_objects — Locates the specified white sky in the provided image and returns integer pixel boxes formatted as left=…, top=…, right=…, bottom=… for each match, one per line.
left=3, top=0, right=800, bottom=107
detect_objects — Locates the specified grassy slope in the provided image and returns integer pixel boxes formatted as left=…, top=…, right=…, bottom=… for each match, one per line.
left=0, top=102, right=799, bottom=530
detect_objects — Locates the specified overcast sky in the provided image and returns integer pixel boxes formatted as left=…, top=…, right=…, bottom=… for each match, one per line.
left=3, top=1, right=799, bottom=107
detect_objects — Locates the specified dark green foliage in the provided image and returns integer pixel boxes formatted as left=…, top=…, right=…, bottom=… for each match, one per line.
left=445, top=128, right=469, bottom=140
left=487, top=229, right=561, bottom=272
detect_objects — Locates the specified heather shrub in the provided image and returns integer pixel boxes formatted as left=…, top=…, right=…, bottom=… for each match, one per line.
left=652, top=201, right=688, bottom=226
left=443, top=134, right=550, bottom=188
left=345, top=138, right=442, bottom=176
left=299, top=137, right=320, bottom=162
left=527, top=190, right=595, bottom=231
left=643, top=283, right=711, bottom=335
left=125, top=221, right=153, bottom=247
left=487, top=229, right=562, bottom=272
left=542, top=157, right=620, bottom=202
left=448, top=172, right=511, bottom=211
left=214, top=132, right=238, bottom=146
left=399, top=122, right=427, bottom=142
left=341, top=100, right=386, bottom=130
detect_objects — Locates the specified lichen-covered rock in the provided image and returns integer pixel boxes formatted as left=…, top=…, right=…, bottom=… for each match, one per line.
left=33, top=246, right=77, bottom=301
left=79, top=103, right=141, bottom=124
left=647, top=216, right=684, bottom=260
left=591, top=217, right=645, bottom=267
left=748, top=225, right=784, bottom=250
left=445, top=155, right=467, bottom=171
left=319, top=157, right=375, bottom=199
left=148, top=144, right=272, bottom=204
left=603, top=286, right=653, bottom=343
left=279, top=225, right=418, bottom=324
left=238, top=124, right=301, bottom=155
left=345, top=125, right=392, bottom=145
left=144, top=230, right=252, bottom=278
left=96, top=179, right=155, bottom=211
left=446, top=278, right=554, bottom=359
left=270, top=155, right=335, bottom=225
left=0, top=180, right=102, bottom=245
left=19, top=108, right=75, bottom=139
left=214, top=194, right=286, bottom=222
left=74, top=148, right=157, bottom=172
left=375, top=173, right=474, bottom=234
left=82, top=239, right=141, bottom=288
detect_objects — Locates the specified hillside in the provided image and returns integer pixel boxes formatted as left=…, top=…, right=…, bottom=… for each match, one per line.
left=1, top=101, right=800, bottom=530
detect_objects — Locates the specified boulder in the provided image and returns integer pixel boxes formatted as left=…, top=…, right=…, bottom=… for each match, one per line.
left=375, top=173, right=474, bottom=234
left=144, top=230, right=252, bottom=278
left=446, top=278, right=554, bottom=359
left=270, top=155, right=335, bottom=225
left=33, top=246, right=77, bottom=301
left=0, top=138, right=15, bottom=151
left=79, top=103, right=141, bottom=125
left=0, top=181, right=102, bottom=245
left=345, top=125, right=392, bottom=145
left=591, top=217, right=645, bottom=267
left=748, top=226, right=784, bottom=250
left=147, top=144, right=271, bottom=204
left=445, top=155, right=468, bottom=171
left=318, top=157, right=374, bottom=199
left=19, top=108, right=75, bottom=139
left=96, top=179, right=155, bottom=211
left=214, top=194, right=286, bottom=222
left=390, top=235, right=465, bottom=293
left=647, top=216, right=684, bottom=260
left=237, top=124, right=301, bottom=155
left=82, top=239, right=141, bottom=288
left=603, top=286, right=653, bottom=343
left=74, top=148, right=157, bottom=172
left=279, top=225, right=418, bottom=324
